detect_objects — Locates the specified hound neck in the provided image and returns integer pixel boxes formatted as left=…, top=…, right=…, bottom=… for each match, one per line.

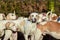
left=37, top=21, right=50, bottom=35
left=39, top=21, right=47, bottom=25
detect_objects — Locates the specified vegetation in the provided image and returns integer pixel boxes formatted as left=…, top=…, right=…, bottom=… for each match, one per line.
left=0, top=0, right=60, bottom=16
left=48, top=0, right=55, bottom=12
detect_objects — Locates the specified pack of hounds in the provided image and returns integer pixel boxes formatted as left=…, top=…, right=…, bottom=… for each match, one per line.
left=0, top=11, right=60, bottom=40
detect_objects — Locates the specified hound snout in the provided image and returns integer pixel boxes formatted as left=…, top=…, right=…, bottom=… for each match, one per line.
left=32, top=18, right=37, bottom=23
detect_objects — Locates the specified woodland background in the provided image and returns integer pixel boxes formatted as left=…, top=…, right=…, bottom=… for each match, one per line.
left=0, top=0, right=60, bottom=17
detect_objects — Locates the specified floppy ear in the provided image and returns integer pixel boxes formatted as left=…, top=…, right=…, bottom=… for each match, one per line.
left=28, top=15, right=31, bottom=21
left=6, top=14, right=10, bottom=20
left=2, top=14, right=5, bottom=20
left=37, top=14, right=39, bottom=20
left=5, top=22, right=10, bottom=29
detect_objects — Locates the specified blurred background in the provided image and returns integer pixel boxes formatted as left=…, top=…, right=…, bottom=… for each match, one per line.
left=0, top=0, right=60, bottom=17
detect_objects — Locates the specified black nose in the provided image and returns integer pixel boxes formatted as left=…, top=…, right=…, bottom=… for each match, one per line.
left=32, top=18, right=37, bottom=23
left=42, top=19, right=46, bottom=22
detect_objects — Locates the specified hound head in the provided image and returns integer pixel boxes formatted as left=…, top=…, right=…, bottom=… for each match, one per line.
left=5, top=22, right=18, bottom=33
left=37, top=13, right=47, bottom=23
left=51, top=14, right=58, bottom=20
left=29, top=12, right=39, bottom=23
left=0, top=13, right=5, bottom=20
left=6, top=13, right=17, bottom=20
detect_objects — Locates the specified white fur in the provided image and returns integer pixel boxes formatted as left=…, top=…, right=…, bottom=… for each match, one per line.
left=5, top=22, right=19, bottom=40
left=30, top=13, right=38, bottom=16
left=24, top=21, right=36, bottom=40
left=0, top=19, right=24, bottom=40
left=38, top=13, right=48, bottom=23
left=34, top=29, right=43, bottom=40
left=18, top=20, right=37, bottom=40
left=47, top=11, right=57, bottom=21
left=4, top=30, right=12, bottom=40
left=29, top=12, right=39, bottom=23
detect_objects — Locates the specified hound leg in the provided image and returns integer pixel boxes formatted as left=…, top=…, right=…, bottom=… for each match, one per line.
left=10, top=36, right=13, bottom=40
left=39, top=35, right=43, bottom=40
left=24, top=34, right=28, bottom=40
left=0, top=39, right=1, bottom=40
left=3, top=30, right=12, bottom=40
left=31, top=35, right=34, bottom=40
left=28, top=35, right=31, bottom=40
left=35, top=29, right=43, bottom=40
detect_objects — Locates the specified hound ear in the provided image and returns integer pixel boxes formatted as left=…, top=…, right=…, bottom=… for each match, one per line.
left=5, top=22, right=10, bottom=29
left=6, top=13, right=11, bottom=20
left=28, top=15, right=31, bottom=21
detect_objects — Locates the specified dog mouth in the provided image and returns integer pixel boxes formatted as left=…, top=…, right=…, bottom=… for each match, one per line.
left=31, top=18, right=37, bottom=23
left=32, top=21, right=36, bottom=23
left=11, top=29, right=17, bottom=33
left=12, top=30, right=17, bottom=33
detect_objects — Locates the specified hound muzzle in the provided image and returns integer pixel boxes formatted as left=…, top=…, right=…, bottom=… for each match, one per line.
left=31, top=18, right=37, bottom=23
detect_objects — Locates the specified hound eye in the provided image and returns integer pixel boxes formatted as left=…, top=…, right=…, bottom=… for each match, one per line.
left=32, top=15, right=34, bottom=17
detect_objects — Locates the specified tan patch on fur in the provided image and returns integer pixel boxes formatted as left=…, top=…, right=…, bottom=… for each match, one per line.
left=52, top=16, right=58, bottom=20
left=6, top=15, right=10, bottom=20
left=5, top=22, right=11, bottom=29
left=5, top=22, right=15, bottom=29
left=37, top=21, right=60, bottom=33
left=47, top=21, right=60, bottom=33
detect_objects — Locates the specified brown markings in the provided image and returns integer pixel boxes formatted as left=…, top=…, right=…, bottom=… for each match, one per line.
left=47, top=21, right=60, bottom=33
left=37, top=21, right=60, bottom=33
left=5, top=22, right=15, bottom=29
left=5, top=22, right=11, bottom=29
